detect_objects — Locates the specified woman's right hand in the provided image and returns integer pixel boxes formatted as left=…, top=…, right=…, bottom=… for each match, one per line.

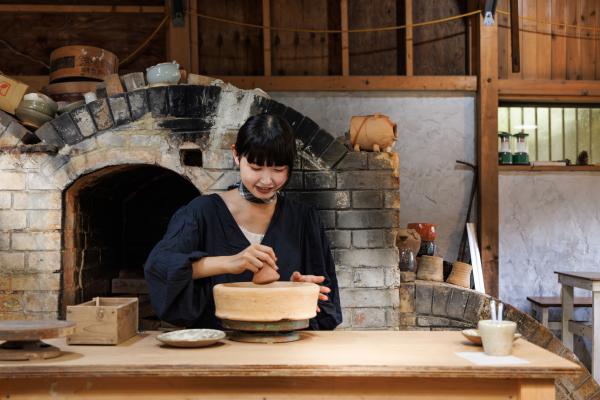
left=226, top=244, right=278, bottom=275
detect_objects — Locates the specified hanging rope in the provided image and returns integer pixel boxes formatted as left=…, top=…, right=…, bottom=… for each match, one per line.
left=193, top=9, right=482, bottom=34
left=119, top=14, right=169, bottom=66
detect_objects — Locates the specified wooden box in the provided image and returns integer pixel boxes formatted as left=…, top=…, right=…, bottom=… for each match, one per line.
left=0, top=75, right=29, bottom=114
left=66, top=297, right=138, bottom=345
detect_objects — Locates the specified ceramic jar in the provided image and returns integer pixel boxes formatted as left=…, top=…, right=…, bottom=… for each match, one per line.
left=416, top=255, right=444, bottom=282
left=407, top=223, right=437, bottom=256
left=446, top=261, right=472, bottom=288
left=146, top=61, right=181, bottom=86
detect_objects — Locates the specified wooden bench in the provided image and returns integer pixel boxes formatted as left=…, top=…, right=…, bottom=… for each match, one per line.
left=527, top=296, right=592, bottom=330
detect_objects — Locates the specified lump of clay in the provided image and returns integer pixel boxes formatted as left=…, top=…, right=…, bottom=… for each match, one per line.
left=252, top=265, right=280, bottom=284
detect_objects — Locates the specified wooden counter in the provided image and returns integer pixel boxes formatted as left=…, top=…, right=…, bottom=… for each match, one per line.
left=0, top=331, right=580, bottom=399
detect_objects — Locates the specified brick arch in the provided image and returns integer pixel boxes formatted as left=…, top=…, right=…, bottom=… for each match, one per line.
left=405, top=280, right=598, bottom=399
left=23, top=83, right=348, bottom=170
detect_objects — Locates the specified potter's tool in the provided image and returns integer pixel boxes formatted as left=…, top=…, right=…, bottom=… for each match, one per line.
left=221, top=319, right=309, bottom=343
left=491, top=300, right=497, bottom=321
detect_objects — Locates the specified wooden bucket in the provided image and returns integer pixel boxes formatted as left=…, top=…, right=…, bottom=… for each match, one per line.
left=349, top=113, right=397, bottom=151
left=49, top=45, right=118, bottom=83
left=416, top=255, right=443, bottom=282
left=446, top=261, right=472, bottom=288
left=42, top=81, right=100, bottom=103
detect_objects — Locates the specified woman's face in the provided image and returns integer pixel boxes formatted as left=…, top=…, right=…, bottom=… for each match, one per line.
left=234, top=153, right=289, bottom=200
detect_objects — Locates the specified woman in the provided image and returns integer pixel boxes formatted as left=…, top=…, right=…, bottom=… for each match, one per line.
left=144, top=114, right=342, bottom=330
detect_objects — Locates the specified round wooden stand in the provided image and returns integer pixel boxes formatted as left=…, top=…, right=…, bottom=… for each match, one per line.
left=221, top=319, right=308, bottom=344
left=0, top=320, right=75, bottom=361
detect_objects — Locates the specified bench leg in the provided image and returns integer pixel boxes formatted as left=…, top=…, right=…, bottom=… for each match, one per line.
left=593, top=291, right=600, bottom=383
left=562, top=285, right=574, bottom=350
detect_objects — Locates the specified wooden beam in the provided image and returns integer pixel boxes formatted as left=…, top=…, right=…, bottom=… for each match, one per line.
left=262, top=0, right=272, bottom=76
left=190, top=0, right=199, bottom=75
left=498, top=79, right=600, bottom=98
left=13, top=75, right=477, bottom=92
left=405, top=0, right=414, bottom=76
left=341, top=0, right=350, bottom=76
left=166, top=1, right=191, bottom=73
left=499, top=165, right=600, bottom=171
left=474, top=12, right=500, bottom=297
left=509, top=0, right=520, bottom=73
left=16, top=73, right=479, bottom=93
left=216, top=75, right=478, bottom=91
left=0, top=5, right=164, bottom=13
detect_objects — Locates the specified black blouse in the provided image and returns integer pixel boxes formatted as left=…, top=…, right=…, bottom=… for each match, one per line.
left=144, top=193, right=342, bottom=330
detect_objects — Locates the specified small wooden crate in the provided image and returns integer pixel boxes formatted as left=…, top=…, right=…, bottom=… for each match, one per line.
left=66, top=297, right=138, bottom=345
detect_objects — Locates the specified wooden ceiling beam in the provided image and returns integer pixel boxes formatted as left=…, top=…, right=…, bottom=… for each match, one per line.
left=0, top=5, right=164, bottom=13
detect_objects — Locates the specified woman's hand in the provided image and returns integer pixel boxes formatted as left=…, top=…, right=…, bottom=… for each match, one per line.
left=226, top=244, right=278, bottom=275
left=290, top=271, right=331, bottom=312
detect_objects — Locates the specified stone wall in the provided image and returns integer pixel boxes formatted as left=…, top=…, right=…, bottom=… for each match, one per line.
left=0, top=82, right=399, bottom=329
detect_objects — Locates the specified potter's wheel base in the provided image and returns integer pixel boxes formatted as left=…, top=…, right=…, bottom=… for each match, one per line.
left=221, top=319, right=308, bottom=344
left=0, top=340, right=62, bottom=361
left=227, top=330, right=300, bottom=343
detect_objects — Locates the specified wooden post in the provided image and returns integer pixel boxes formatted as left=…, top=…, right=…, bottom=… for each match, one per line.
left=341, top=0, right=350, bottom=76
left=190, top=0, right=199, bottom=74
left=262, top=0, right=272, bottom=76
left=405, top=0, right=413, bottom=76
left=474, top=10, right=499, bottom=297
left=166, top=0, right=191, bottom=72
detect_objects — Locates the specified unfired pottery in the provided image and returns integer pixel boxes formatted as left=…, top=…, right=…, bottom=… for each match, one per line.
left=213, top=282, right=319, bottom=322
left=156, top=329, right=226, bottom=348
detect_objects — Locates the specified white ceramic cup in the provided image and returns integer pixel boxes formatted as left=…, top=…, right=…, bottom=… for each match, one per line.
left=477, top=320, right=517, bottom=356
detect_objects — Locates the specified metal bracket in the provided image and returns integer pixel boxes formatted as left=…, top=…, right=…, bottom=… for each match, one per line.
left=171, top=0, right=186, bottom=27
left=483, top=0, right=498, bottom=26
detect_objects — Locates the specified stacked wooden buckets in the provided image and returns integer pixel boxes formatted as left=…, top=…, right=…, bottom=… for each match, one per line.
left=43, top=45, right=118, bottom=113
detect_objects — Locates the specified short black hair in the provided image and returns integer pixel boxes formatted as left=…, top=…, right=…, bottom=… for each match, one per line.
left=235, top=114, right=296, bottom=173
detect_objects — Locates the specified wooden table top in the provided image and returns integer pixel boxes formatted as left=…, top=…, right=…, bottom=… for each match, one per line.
left=0, top=331, right=580, bottom=380
left=555, top=271, right=600, bottom=281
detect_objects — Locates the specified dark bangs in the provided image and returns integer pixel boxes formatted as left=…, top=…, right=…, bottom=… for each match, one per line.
left=235, top=114, right=296, bottom=171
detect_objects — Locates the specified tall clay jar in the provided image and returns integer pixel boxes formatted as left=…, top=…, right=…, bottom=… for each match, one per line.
left=416, top=255, right=444, bottom=282
left=446, top=261, right=472, bottom=288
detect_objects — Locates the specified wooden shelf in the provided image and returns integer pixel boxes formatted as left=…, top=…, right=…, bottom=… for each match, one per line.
left=499, top=165, right=600, bottom=172
left=498, top=79, right=600, bottom=103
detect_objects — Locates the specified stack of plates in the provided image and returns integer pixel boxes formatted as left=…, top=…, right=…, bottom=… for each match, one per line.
left=14, top=93, right=58, bottom=130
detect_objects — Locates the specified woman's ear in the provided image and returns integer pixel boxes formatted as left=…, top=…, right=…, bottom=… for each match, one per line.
left=231, top=145, right=240, bottom=166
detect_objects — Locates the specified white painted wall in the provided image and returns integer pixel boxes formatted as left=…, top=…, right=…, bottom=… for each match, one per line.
left=272, top=92, right=476, bottom=261
left=499, top=172, right=600, bottom=311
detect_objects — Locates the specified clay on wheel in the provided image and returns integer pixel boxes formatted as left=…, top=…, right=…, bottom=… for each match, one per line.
left=213, top=282, right=319, bottom=322
left=252, top=266, right=280, bottom=284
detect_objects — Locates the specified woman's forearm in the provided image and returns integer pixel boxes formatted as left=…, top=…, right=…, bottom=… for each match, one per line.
left=192, top=256, right=232, bottom=279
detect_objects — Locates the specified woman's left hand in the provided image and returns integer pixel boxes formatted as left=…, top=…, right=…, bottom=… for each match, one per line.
left=290, top=271, right=331, bottom=312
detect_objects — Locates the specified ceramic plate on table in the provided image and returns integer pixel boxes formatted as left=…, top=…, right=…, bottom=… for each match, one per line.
left=156, top=329, right=226, bottom=348
left=461, top=329, right=522, bottom=345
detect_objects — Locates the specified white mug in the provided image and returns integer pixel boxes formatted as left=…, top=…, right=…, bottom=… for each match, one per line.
left=477, top=320, right=517, bottom=356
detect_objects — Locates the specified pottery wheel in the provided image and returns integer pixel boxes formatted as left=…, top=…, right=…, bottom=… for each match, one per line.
left=0, top=320, right=75, bottom=361
left=221, top=319, right=308, bottom=343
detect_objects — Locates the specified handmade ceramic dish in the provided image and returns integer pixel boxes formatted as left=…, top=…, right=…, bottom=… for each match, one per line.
left=14, top=107, right=53, bottom=129
left=156, top=329, right=226, bottom=348
left=146, top=61, right=181, bottom=86
left=461, top=328, right=521, bottom=345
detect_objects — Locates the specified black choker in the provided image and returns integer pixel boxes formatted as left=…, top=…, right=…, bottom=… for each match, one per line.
left=236, top=182, right=277, bottom=204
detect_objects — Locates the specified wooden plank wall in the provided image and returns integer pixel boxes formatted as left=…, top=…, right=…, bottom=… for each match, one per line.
left=498, top=0, right=600, bottom=80
left=412, top=0, right=467, bottom=75
left=197, top=0, right=263, bottom=76
left=0, top=10, right=165, bottom=75
left=348, top=0, right=397, bottom=75
left=270, top=0, right=338, bottom=76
